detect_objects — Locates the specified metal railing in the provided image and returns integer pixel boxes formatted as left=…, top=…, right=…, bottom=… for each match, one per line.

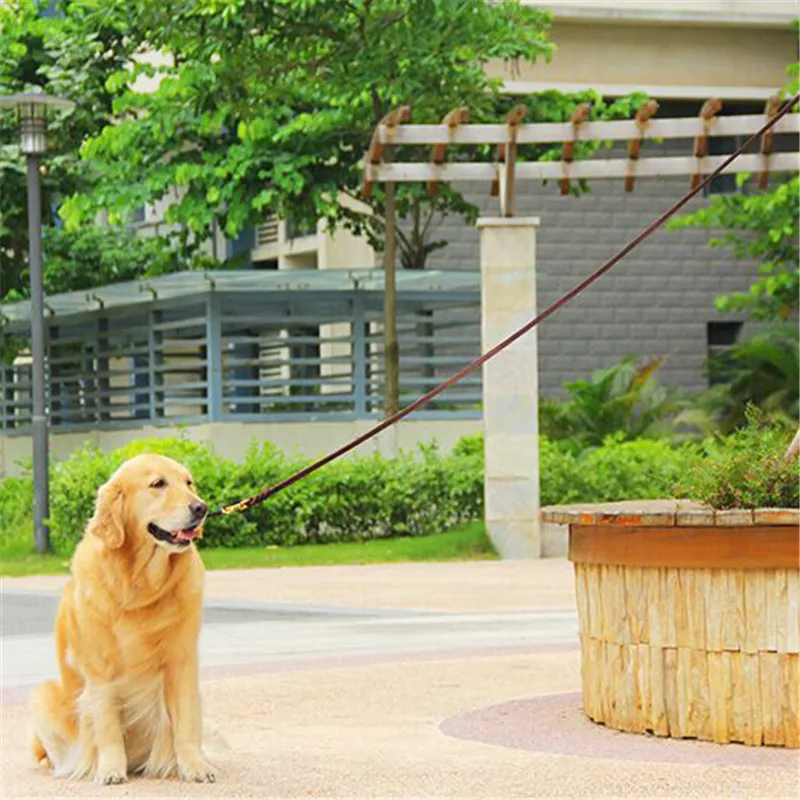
left=1, top=298, right=481, bottom=434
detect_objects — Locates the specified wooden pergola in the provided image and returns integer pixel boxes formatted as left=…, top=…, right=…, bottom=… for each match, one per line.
left=364, top=99, right=799, bottom=216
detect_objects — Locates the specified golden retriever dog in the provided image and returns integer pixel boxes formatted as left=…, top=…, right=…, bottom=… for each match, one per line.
left=31, top=453, right=216, bottom=784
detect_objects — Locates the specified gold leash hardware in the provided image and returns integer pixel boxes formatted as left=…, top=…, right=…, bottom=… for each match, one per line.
left=221, top=500, right=251, bottom=515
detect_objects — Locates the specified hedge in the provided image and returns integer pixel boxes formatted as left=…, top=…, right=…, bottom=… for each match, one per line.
left=0, top=433, right=696, bottom=556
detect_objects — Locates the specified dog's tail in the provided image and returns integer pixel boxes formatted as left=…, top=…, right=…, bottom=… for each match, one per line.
left=31, top=583, right=84, bottom=771
left=54, top=585, right=83, bottom=699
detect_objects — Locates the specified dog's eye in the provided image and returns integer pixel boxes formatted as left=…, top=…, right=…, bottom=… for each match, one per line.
left=150, top=478, right=167, bottom=489
left=186, top=478, right=193, bottom=487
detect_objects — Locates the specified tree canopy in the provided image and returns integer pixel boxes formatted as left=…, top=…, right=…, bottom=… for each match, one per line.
left=61, top=0, right=559, bottom=270
left=1, top=0, right=138, bottom=298
left=2, top=0, right=646, bottom=298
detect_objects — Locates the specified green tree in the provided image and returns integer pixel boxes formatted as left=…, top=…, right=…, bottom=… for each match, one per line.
left=62, top=1, right=554, bottom=243
left=668, top=57, right=799, bottom=431
left=63, top=2, right=646, bottom=266
left=668, top=54, right=798, bottom=321
left=0, top=0, right=131, bottom=298
left=0, top=0, right=212, bottom=301
left=668, top=175, right=799, bottom=321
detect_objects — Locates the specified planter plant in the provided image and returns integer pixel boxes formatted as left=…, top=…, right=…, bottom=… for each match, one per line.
left=544, top=410, right=799, bottom=748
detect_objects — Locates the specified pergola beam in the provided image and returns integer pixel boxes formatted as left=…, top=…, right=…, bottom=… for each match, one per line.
left=375, top=113, right=800, bottom=147
left=759, top=95, right=783, bottom=190
left=691, top=98, right=723, bottom=189
left=363, top=105, right=412, bottom=198
left=560, top=102, right=591, bottom=195
left=364, top=152, right=799, bottom=184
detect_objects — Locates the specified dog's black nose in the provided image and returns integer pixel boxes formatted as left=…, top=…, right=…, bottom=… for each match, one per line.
left=190, top=501, right=208, bottom=519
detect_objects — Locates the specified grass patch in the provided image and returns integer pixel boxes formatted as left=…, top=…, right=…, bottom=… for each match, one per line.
left=200, top=522, right=496, bottom=570
left=0, top=538, right=71, bottom=577
left=0, top=522, right=495, bottom=577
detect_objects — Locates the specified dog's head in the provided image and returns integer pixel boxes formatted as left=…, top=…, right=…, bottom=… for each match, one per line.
left=87, top=454, right=208, bottom=554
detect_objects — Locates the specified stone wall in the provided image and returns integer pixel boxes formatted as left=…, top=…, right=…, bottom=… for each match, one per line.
left=428, top=174, right=754, bottom=397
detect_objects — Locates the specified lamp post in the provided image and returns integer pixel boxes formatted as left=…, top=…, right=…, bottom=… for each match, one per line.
left=0, top=91, right=75, bottom=553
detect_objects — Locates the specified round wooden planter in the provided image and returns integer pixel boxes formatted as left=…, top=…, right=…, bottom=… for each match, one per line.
left=542, top=501, right=800, bottom=748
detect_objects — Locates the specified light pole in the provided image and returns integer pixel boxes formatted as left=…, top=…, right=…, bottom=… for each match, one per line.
left=0, top=91, right=75, bottom=553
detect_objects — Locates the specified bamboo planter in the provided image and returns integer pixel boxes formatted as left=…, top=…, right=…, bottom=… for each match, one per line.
left=542, top=501, right=800, bottom=748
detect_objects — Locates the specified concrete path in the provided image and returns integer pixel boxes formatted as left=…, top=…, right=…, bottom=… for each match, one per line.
left=1, top=560, right=797, bottom=798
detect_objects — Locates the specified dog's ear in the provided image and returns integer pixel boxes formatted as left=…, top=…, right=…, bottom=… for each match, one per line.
left=86, top=480, right=125, bottom=549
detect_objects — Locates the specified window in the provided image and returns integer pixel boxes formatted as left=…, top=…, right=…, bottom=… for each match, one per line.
left=286, top=217, right=316, bottom=240
left=707, top=321, right=743, bottom=386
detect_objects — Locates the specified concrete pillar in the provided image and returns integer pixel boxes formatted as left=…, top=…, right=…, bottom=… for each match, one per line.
left=477, top=217, right=541, bottom=559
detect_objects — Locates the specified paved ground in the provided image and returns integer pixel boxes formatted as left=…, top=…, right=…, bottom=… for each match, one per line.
left=1, top=560, right=797, bottom=799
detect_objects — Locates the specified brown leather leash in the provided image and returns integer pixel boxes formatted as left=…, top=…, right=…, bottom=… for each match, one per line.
left=208, top=94, right=799, bottom=520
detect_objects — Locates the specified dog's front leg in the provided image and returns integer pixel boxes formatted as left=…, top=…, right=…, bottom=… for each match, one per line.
left=85, top=683, right=127, bottom=784
left=165, top=653, right=215, bottom=782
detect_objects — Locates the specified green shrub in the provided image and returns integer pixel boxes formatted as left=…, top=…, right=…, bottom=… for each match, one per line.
left=0, top=430, right=707, bottom=558
left=675, top=407, right=799, bottom=510
left=0, top=435, right=489, bottom=556
left=47, top=437, right=240, bottom=555
left=0, top=474, right=33, bottom=548
left=698, top=323, right=799, bottom=433
left=538, top=436, right=696, bottom=506
left=579, top=437, right=698, bottom=503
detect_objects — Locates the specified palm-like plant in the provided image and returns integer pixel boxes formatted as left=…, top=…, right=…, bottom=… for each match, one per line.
left=699, top=324, right=799, bottom=432
left=540, top=356, right=704, bottom=448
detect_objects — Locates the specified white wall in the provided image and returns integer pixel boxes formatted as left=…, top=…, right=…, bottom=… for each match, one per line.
left=489, top=19, right=796, bottom=98
left=0, top=418, right=481, bottom=478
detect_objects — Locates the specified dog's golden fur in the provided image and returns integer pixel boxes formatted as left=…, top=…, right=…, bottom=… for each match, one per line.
left=31, top=454, right=216, bottom=784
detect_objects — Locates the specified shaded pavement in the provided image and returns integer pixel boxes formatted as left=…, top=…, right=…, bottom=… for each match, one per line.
left=1, top=560, right=796, bottom=798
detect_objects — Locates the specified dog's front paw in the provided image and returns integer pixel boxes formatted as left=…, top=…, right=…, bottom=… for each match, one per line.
left=177, top=754, right=216, bottom=783
left=95, top=766, right=127, bottom=785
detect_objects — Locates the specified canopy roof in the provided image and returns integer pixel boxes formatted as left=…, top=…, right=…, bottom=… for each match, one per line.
left=0, top=269, right=479, bottom=332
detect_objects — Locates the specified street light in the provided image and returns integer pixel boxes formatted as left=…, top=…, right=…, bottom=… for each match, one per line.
left=0, top=90, right=75, bottom=553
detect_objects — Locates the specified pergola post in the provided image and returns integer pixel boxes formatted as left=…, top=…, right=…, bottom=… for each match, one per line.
left=477, top=217, right=541, bottom=559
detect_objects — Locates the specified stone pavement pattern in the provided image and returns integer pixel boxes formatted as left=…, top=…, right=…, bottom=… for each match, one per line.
left=1, top=560, right=797, bottom=799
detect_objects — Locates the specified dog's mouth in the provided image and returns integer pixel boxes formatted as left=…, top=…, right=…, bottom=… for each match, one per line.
left=147, top=522, right=202, bottom=548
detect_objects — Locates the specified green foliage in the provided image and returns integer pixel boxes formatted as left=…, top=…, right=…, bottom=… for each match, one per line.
left=0, top=474, right=33, bottom=549
left=539, top=436, right=696, bottom=506
left=668, top=54, right=798, bottom=322
left=0, top=431, right=700, bottom=558
left=675, top=407, right=799, bottom=510
left=538, top=355, right=708, bottom=448
left=58, top=0, right=555, bottom=263
left=2, top=224, right=216, bottom=302
left=699, top=323, right=799, bottom=432
left=1, top=1, right=649, bottom=295
left=0, top=0, right=143, bottom=298
left=2, top=436, right=485, bottom=556
left=668, top=176, right=799, bottom=321
left=58, top=1, right=648, bottom=272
